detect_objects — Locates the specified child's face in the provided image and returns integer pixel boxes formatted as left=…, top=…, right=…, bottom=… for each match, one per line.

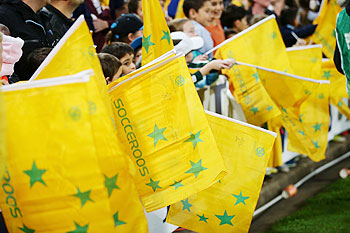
left=191, top=1, right=213, bottom=27
left=183, top=21, right=198, bottom=37
left=120, top=53, right=136, bottom=75
left=210, top=0, right=224, bottom=19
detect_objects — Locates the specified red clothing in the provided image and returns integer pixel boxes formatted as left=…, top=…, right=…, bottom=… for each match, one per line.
left=205, top=19, right=225, bottom=47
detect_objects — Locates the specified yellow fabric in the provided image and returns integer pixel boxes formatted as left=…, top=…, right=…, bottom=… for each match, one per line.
left=267, top=116, right=283, bottom=168
left=287, top=83, right=330, bottom=162
left=30, top=16, right=114, bottom=126
left=220, top=64, right=281, bottom=126
left=175, top=0, right=186, bottom=19
left=256, top=67, right=327, bottom=162
left=310, top=0, right=342, bottom=59
left=142, top=0, right=174, bottom=65
left=231, top=0, right=244, bottom=7
left=0, top=90, right=5, bottom=179
left=321, top=60, right=350, bottom=119
left=0, top=75, right=148, bottom=232
left=287, top=45, right=322, bottom=79
left=167, top=112, right=276, bottom=233
left=108, top=56, right=227, bottom=212
left=215, top=16, right=293, bottom=73
left=100, top=0, right=109, bottom=6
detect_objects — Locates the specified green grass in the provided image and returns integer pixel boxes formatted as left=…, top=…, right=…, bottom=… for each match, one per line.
left=266, top=177, right=350, bottom=233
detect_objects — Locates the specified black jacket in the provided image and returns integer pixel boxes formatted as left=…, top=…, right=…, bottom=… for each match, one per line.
left=39, top=4, right=74, bottom=46
left=0, top=0, right=52, bottom=80
left=280, top=24, right=317, bottom=47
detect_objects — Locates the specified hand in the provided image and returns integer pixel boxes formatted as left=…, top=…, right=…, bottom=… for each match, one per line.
left=208, top=59, right=235, bottom=70
left=93, top=18, right=109, bottom=33
left=1, top=79, right=9, bottom=85
left=293, top=39, right=307, bottom=47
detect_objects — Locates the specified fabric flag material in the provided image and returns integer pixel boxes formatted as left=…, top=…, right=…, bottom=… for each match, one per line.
left=287, top=82, right=330, bottom=162
left=321, top=59, right=350, bottom=119
left=286, top=44, right=323, bottom=79
left=220, top=64, right=281, bottom=126
left=0, top=72, right=148, bottom=233
left=166, top=111, right=276, bottom=233
left=29, top=15, right=113, bottom=121
left=142, top=0, right=174, bottom=65
left=311, top=0, right=341, bottom=58
left=214, top=15, right=293, bottom=73
left=251, top=64, right=330, bottom=161
left=108, top=55, right=227, bottom=212
left=0, top=89, right=5, bottom=179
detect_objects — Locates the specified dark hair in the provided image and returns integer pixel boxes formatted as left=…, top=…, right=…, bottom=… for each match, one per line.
left=101, top=42, right=134, bottom=59
left=105, top=31, right=129, bottom=44
left=183, top=0, right=210, bottom=18
left=280, top=8, right=298, bottom=26
left=27, top=47, right=53, bottom=76
left=220, top=4, right=247, bottom=29
left=128, top=0, right=141, bottom=14
left=98, top=53, right=122, bottom=79
left=224, top=28, right=237, bottom=39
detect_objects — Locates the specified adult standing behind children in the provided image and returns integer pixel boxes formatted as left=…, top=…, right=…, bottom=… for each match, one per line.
left=40, top=0, right=84, bottom=46
left=205, top=0, right=225, bottom=47
left=183, top=0, right=214, bottom=58
left=0, top=0, right=51, bottom=80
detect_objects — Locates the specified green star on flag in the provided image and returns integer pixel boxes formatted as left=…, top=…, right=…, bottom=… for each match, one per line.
left=281, top=107, right=287, bottom=113
left=318, top=93, right=324, bottom=99
left=24, top=161, right=47, bottom=188
left=250, top=106, right=259, bottom=114
left=271, top=31, right=277, bottom=39
left=170, top=180, right=184, bottom=190
left=313, top=140, right=320, bottom=149
left=322, top=70, right=332, bottom=79
left=197, top=214, right=208, bottom=223
left=184, top=131, right=203, bottom=149
left=113, top=211, right=126, bottom=227
left=148, top=124, right=167, bottom=146
left=215, top=210, right=235, bottom=226
left=104, top=173, right=120, bottom=197
left=298, top=130, right=305, bottom=136
left=338, top=101, right=344, bottom=107
left=67, top=222, right=88, bottom=233
left=18, top=224, right=35, bottom=233
left=146, top=178, right=161, bottom=192
left=181, top=198, right=192, bottom=212
left=312, top=123, right=322, bottom=133
left=252, top=72, right=259, bottom=82
left=266, top=106, right=273, bottom=111
left=73, top=187, right=93, bottom=207
left=185, top=159, right=207, bottom=178
left=142, top=34, right=155, bottom=53
left=299, top=114, right=304, bottom=123
left=161, top=30, right=171, bottom=44
left=232, top=191, right=250, bottom=205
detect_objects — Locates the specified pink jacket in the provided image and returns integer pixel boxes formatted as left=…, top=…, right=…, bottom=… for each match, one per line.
left=1, top=35, right=24, bottom=76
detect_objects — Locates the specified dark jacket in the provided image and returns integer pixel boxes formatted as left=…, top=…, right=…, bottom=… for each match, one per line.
left=280, top=24, right=317, bottom=47
left=39, top=4, right=74, bottom=46
left=0, top=0, right=52, bottom=80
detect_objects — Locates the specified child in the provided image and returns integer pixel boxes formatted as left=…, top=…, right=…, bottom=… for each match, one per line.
left=183, top=0, right=214, bottom=57
left=101, top=42, right=136, bottom=75
left=168, top=18, right=198, bottom=38
left=105, top=14, right=143, bottom=45
left=206, top=0, right=225, bottom=47
left=98, top=53, right=122, bottom=84
left=130, top=36, right=142, bottom=68
left=221, top=4, right=248, bottom=33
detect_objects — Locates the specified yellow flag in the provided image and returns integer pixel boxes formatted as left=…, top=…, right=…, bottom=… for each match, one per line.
left=220, top=64, right=281, bottom=126
left=267, top=117, right=283, bottom=168
left=287, top=83, right=330, bottom=162
left=108, top=55, right=227, bottom=212
left=321, top=59, right=350, bottom=119
left=0, top=89, right=5, bottom=179
left=215, top=15, right=293, bottom=73
left=167, top=111, right=276, bottom=233
left=254, top=64, right=330, bottom=161
left=286, top=44, right=323, bottom=79
left=142, top=0, right=174, bottom=65
left=0, top=72, right=148, bottom=233
left=311, top=0, right=342, bottom=58
left=175, top=0, right=186, bottom=19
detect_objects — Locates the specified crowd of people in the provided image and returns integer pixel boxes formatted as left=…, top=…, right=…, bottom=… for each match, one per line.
left=0, top=0, right=322, bottom=88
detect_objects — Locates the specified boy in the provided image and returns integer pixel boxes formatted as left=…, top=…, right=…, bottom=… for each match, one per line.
left=183, top=0, right=214, bottom=57
left=101, top=42, right=136, bottom=75
left=221, top=4, right=248, bottom=33
left=98, top=53, right=122, bottom=84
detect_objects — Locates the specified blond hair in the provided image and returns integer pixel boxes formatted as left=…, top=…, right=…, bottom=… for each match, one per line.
left=168, top=18, right=190, bottom=32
